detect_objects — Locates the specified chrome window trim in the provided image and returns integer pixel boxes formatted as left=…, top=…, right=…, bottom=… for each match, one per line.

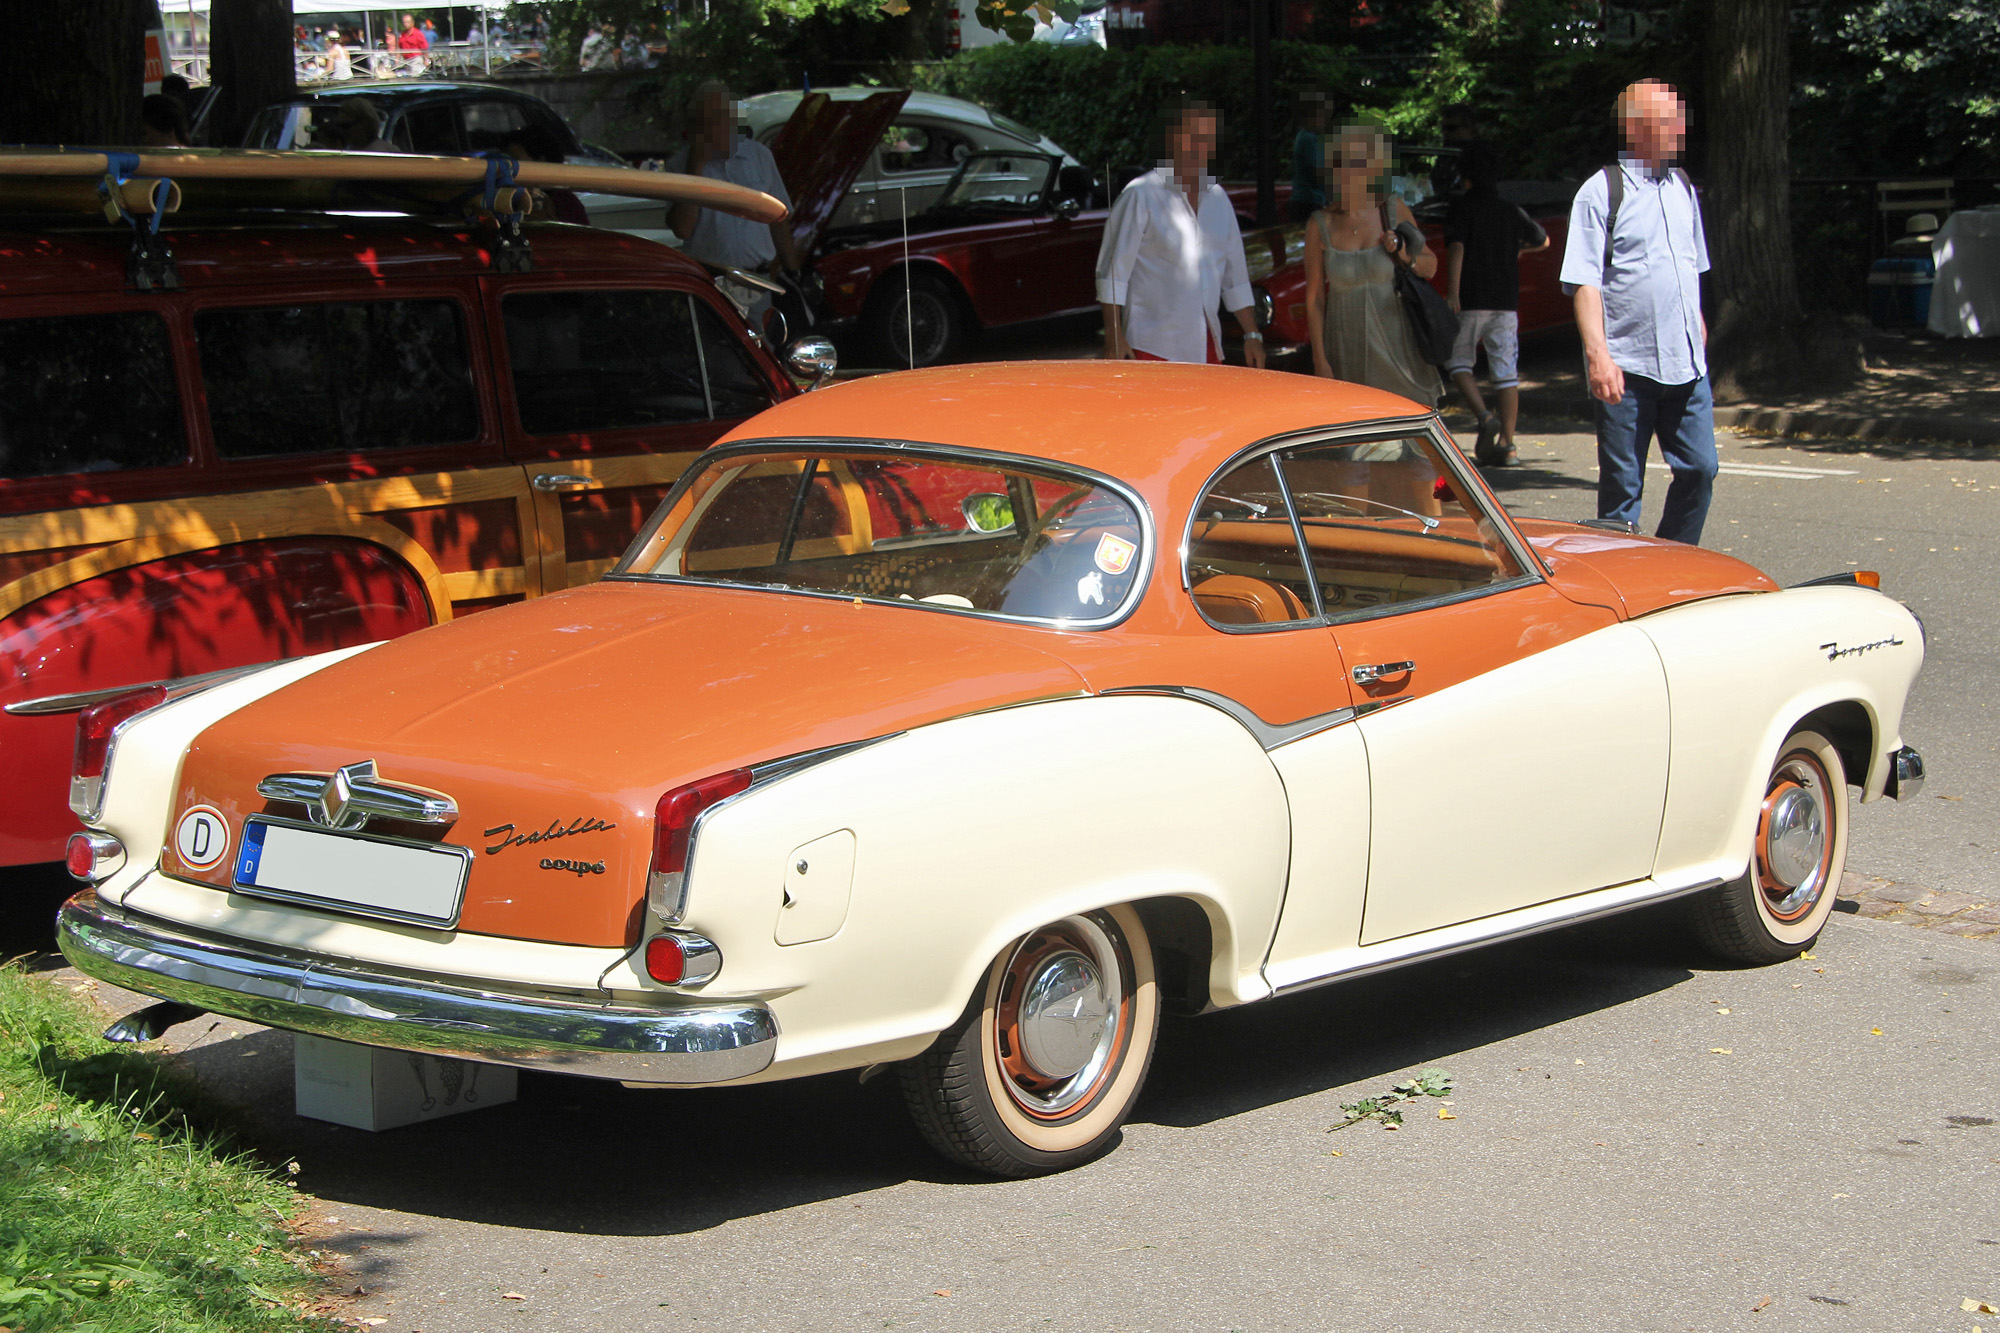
left=607, top=436, right=1157, bottom=634
left=1176, top=415, right=1549, bottom=625
left=8, top=659, right=288, bottom=717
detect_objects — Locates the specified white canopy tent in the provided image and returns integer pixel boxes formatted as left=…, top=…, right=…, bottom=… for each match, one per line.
left=169, top=1, right=496, bottom=10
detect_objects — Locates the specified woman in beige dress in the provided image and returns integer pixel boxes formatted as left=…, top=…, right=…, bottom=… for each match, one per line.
left=1303, top=124, right=1441, bottom=407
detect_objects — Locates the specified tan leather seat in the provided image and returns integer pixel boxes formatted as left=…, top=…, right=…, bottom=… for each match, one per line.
left=1192, top=574, right=1308, bottom=625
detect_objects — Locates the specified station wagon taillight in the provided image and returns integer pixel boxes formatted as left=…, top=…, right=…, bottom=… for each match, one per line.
left=71, top=685, right=168, bottom=822
left=648, top=769, right=752, bottom=922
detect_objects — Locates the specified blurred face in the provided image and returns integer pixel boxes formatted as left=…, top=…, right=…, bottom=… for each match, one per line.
left=401, top=14, right=414, bottom=29
left=1620, top=80, right=1686, bottom=165
left=1170, top=111, right=1218, bottom=174
left=698, top=90, right=735, bottom=146
left=1328, top=125, right=1386, bottom=206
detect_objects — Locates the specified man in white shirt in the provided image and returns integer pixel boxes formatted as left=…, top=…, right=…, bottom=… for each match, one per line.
left=664, top=82, right=799, bottom=277
left=1096, top=98, right=1264, bottom=368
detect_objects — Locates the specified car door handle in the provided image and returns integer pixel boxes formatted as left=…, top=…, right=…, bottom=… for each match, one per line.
left=532, top=473, right=600, bottom=493
left=1351, top=660, right=1415, bottom=684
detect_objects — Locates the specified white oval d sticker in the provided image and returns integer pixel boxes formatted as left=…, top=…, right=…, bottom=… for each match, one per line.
left=174, top=805, right=230, bottom=869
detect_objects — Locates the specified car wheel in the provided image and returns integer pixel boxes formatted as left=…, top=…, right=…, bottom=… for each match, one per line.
left=1691, top=728, right=1849, bottom=964
left=870, top=269, right=970, bottom=369
left=899, top=904, right=1158, bottom=1177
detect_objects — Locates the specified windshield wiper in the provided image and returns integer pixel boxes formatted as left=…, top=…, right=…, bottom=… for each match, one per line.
left=1293, top=491, right=1440, bottom=531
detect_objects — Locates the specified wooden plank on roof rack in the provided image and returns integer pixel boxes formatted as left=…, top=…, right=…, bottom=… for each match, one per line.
left=0, top=148, right=787, bottom=223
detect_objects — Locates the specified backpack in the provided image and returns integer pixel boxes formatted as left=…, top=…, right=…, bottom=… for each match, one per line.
left=1600, top=163, right=1695, bottom=275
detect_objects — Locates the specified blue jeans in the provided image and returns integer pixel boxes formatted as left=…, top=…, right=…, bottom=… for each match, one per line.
left=1595, top=372, right=1717, bottom=545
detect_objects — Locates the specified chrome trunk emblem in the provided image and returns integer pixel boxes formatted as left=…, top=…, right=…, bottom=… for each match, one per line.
left=257, top=760, right=458, bottom=832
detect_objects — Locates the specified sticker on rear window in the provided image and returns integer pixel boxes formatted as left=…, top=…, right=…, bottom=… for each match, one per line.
left=1094, top=533, right=1135, bottom=575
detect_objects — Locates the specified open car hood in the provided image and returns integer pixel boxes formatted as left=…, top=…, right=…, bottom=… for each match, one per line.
left=768, top=89, right=909, bottom=259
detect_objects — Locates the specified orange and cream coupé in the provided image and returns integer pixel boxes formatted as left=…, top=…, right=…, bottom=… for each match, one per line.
left=58, top=363, right=1926, bottom=1176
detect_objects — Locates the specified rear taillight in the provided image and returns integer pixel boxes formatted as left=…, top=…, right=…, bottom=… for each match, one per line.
left=70, top=685, right=168, bottom=822
left=66, top=831, right=127, bottom=883
left=647, top=768, right=751, bottom=922
left=643, top=931, right=722, bottom=986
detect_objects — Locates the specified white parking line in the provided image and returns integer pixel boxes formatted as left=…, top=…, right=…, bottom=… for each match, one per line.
left=1645, top=462, right=1860, bottom=480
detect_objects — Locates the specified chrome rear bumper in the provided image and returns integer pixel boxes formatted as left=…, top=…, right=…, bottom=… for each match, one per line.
left=57, top=891, right=777, bottom=1085
left=1885, top=745, right=1926, bottom=800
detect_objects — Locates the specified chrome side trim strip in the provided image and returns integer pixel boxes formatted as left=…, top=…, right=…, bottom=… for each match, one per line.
left=58, top=892, right=778, bottom=1085
left=1100, top=685, right=1355, bottom=751
left=7, top=660, right=288, bottom=717
left=1266, top=875, right=1727, bottom=995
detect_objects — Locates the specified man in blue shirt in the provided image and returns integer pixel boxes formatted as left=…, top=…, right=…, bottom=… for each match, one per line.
left=1559, top=79, right=1717, bottom=544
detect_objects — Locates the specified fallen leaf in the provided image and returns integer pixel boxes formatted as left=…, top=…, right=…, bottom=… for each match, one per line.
left=1814, top=967, right=1825, bottom=973
left=1800, top=951, right=1816, bottom=960
left=1574, top=1058, right=1585, bottom=1065
left=1966, top=1299, right=2000, bottom=1315
left=1711, top=1048, right=1734, bottom=1055
left=1438, top=1107, right=1455, bottom=1120
left=933, top=1289, right=952, bottom=1297
left=1870, top=1028, right=1884, bottom=1036
left=1326, top=1150, right=1343, bottom=1156
left=501, top=1293, right=526, bottom=1301
left=1751, top=1295, right=1771, bottom=1312
left=1716, top=1007, right=1732, bottom=1015
left=1382, top=1121, right=1400, bottom=1130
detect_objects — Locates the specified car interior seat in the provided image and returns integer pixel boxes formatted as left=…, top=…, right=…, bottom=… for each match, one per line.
left=1191, top=574, right=1308, bottom=626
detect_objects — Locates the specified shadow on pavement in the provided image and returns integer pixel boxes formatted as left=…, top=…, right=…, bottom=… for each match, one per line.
left=1, top=862, right=76, bottom=970
left=182, top=905, right=1700, bottom=1242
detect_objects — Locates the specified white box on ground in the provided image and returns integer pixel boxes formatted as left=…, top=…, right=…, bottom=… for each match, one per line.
left=294, top=1034, right=516, bottom=1131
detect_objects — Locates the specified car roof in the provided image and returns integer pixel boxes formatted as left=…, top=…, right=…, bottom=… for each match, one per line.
left=716, top=361, right=1431, bottom=513
left=740, top=88, right=1030, bottom=137
left=0, top=218, right=705, bottom=297
left=281, top=81, right=546, bottom=107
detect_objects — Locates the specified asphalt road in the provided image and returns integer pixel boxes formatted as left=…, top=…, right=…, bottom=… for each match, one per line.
left=11, top=398, right=1999, bottom=1333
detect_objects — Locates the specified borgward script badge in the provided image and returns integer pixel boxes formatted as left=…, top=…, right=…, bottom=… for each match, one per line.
left=255, top=761, right=459, bottom=832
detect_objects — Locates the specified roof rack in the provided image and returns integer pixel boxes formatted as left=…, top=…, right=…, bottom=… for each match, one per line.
left=0, top=147, right=786, bottom=287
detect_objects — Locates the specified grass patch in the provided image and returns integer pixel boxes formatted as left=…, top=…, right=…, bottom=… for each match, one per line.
left=0, top=962, right=333, bottom=1333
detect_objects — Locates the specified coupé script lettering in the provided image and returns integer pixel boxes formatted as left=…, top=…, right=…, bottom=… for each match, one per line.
left=1819, top=635, right=1904, bottom=662
left=483, top=816, right=618, bottom=856
left=541, top=858, right=607, bottom=876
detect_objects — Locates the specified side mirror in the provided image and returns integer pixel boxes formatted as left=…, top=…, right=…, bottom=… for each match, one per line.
left=1053, top=195, right=1083, bottom=220
left=785, top=335, right=838, bottom=389
left=961, top=493, right=1015, bottom=533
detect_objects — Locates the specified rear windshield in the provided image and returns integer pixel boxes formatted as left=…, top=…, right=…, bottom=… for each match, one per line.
left=614, top=447, right=1148, bottom=626
left=0, top=311, right=185, bottom=479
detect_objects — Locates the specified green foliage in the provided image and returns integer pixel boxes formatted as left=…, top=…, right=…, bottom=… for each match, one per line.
left=1329, top=1066, right=1454, bottom=1131
left=1793, top=0, right=2000, bottom=174
left=513, top=0, right=899, bottom=78
left=922, top=40, right=1356, bottom=180
left=0, top=965, right=325, bottom=1332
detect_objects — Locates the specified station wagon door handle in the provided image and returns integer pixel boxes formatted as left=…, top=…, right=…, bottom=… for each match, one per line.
left=1351, top=660, right=1415, bottom=684
left=531, top=473, right=601, bottom=493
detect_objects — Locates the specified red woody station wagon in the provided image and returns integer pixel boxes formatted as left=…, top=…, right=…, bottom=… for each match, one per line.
left=0, top=149, right=820, bottom=871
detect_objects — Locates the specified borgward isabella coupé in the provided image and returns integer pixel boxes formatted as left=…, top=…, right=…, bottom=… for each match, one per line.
left=59, top=363, right=1926, bottom=1176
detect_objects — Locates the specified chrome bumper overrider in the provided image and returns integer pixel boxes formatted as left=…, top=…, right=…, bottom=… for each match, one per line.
left=57, top=892, right=777, bottom=1084
left=1885, top=745, right=1926, bottom=801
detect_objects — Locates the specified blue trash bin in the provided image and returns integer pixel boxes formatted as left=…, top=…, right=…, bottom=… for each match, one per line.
left=1868, top=255, right=1935, bottom=327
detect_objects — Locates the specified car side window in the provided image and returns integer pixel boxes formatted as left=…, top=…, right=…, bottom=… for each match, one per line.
left=691, top=300, right=774, bottom=421
left=462, top=100, right=529, bottom=154
left=879, top=124, right=973, bottom=174
left=1280, top=436, right=1526, bottom=619
left=502, top=289, right=713, bottom=434
left=194, top=300, right=477, bottom=459
left=400, top=103, right=460, bottom=154
left=0, top=311, right=185, bottom=479
left=1186, top=454, right=1316, bottom=628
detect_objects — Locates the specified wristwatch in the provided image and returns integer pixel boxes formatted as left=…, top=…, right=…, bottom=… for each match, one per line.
left=1243, top=331, right=1263, bottom=342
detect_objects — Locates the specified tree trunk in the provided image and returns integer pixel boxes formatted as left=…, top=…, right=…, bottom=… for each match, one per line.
left=1704, top=0, right=1855, bottom=398
left=208, top=0, right=295, bottom=147
left=0, top=0, right=146, bottom=144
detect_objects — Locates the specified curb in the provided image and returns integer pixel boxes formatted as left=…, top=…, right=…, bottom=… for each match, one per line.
left=1514, top=391, right=2000, bottom=448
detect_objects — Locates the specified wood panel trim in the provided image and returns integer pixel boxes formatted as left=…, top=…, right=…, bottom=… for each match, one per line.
left=441, top=567, right=530, bottom=600
left=0, top=467, right=534, bottom=555
left=563, top=557, right=620, bottom=587
left=0, top=515, right=455, bottom=624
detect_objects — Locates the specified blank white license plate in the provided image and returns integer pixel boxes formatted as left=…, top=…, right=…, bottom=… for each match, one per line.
left=233, top=817, right=470, bottom=928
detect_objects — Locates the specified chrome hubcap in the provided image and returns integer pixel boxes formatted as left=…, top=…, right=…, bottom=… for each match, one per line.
left=1018, top=950, right=1111, bottom=1080
left=1760, top=756, right=1831, bottom=920
left=996, top=914, right=1127, bottom=1117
